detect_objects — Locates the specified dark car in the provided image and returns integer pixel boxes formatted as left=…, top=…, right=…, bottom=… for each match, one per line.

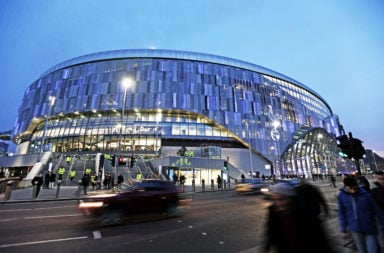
left=78, top=179, right=190, bottom=225
left=235, top=178, right=271, bottom=194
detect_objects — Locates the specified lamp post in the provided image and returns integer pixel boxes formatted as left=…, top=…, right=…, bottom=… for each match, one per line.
left=271, top=120, right=281, bottom=176
left=372, top=150, right=378, bottom=171
left=155, top=112, right=161, bottom=158
left=116, top=78, right=132, bottom=182
left=38, top=96, right=55, bottom=162
left=245, top=121, right=254, bottom=178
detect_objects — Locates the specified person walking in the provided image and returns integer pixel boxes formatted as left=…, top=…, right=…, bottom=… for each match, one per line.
left=262, top=182, right=335, bottom=253
left=81, top=173, right=90, bottom=195
left=69, top=169, right=76, bottom=181
left=49, top=172, right=56, bottom=189
left=355, top=171, right=371, bottom=192
left=217, top=175, right=222, bottom=189
left=90, top=172, right=98, bottom=190
left=44, top=172, right=50, bottom=189
left=371, top=171, right=384, bottom=211
left=371, top=171, right=384, bottom=251
left=57, top=167, right=65, bottom=180
left=32, top=173, right=44, bottom=197
left=338, top=176, right=384, bottom=253
left=330, top=174, right=337, bottom=188
left=117, top=173, right=124, bottom=188
left=295, top=179, right=329, bottom=219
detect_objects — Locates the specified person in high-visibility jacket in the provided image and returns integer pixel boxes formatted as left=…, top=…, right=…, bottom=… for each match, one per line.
left=85, top=168, right=92, bottom=175
left=136, top=172, right=143, bottom=180
left=69, top=169, right=76, bottom=181
left=57, top=167, right=66, bottom=180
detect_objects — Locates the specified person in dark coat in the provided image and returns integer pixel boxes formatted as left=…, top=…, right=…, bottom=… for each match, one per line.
left=44, top=172, right=50, bottom=189
left=338, top=176, right=384, bottom=253
left=371, top=171, right=384, bottom=211
left=81, top=173, right=90, bottom=195
left=355, top=171, right=371, bottom=192
left=295, top=180, right=329, bottom=218
left=117, top=173, right=124, bottom=188
left=263, top=182, right=335, bottom=253
left=32, top=173, right=44, bottom=197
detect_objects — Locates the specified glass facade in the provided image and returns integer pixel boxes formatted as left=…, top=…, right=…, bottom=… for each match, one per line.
left=12, top=49, right=343, bottom=176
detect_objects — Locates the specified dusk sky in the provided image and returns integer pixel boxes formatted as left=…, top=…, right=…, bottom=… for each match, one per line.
left=1, top=0, right=383, bottom=156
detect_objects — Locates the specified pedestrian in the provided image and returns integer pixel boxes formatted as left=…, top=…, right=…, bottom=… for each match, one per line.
left=330, top=174, right=337, bottom=188
left=57, top=167, right=65, bottom=180
left=69, top=169, right=76, bottom=181
left=172, top=173, right=178, bottom=185
left=81, top=173, right=90, bottom=195
left=355, top=171, right=371, bottom=192
left=295, top=179, right=329, bottom=219
left=179, top=174, right=186, bottom=187
left=117, top=173, right=124, bottom=188
left=136, top=172, right=143, bottom=181
left=241, top=173, right=245, bottom=183
left=371, top=171, right=384, bottom=211
left=49, top=172, right=56, bottom=188
left=371, top=171, right=384, bottom=251
left=90, top=172, right=98, bottom=190
left=44, top=172, right=50, bottom=189
left=105, top=173, right=112, bottom=189
left=32, top=173, right=44, bottom=197
left=262, top=182, right=335, bottom=253
left=337, top=176, right=384, bottom=253
left=217, top=175, right=222, bottom=189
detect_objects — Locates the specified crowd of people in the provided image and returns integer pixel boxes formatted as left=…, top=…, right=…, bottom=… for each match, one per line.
left=261, top=171, right=384, bottom=253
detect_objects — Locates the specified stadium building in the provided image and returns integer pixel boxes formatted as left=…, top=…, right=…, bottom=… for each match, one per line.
left=1, top=49, right=353, bottom=185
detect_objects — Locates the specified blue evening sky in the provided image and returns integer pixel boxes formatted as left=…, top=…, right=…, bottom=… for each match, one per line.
left=0, top=0, right=383, bottom=156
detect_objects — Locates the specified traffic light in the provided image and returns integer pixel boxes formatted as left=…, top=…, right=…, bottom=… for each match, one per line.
left=350, top=138, right=365, bottom=160
left=130, top=156, right=136, bottom=168
left=111, top=154, right=116, bottom=167
left=336, top=134, right=366, bottom=161
left=118, top=156, right=125, bottom=165
left=336, top=135, right=353, bottom=158
left=223, top=161, right=228, bottom=170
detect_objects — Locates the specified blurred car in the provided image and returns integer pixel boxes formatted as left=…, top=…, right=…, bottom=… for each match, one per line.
left=78, top=179, right=191, bottom=225
left=235, top=178, right=271, bottom=194
left=274, top=178, right=301, bottom=187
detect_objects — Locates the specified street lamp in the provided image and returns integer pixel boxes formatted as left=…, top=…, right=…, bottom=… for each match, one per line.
left=271, top=120, right=281, bottom=176
left=38, top=96, right=56, bottom=162
left=373, top=150, right=378, bottom=171
left=245, top=121, right=254, bottom=178
left=116, top=78, right=133, bottom=181
left=155, top=112, right=161, bottom=158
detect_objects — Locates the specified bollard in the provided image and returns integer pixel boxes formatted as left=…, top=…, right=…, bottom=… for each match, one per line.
left=202, top=179, right=205, bottom=192
left=55, top=180, right=61, bottom=198
left=32, top=182, right=37, bottom=200
left=192, top=179, right=195, bottom=192
left=77, top=179, right=82, bottom=197
left=211, top=179, right=214, bottom=191
left=4, top=180, right=13, bottom=200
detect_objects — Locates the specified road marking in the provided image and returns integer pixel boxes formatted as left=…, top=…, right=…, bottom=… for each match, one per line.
left=0, top=218, right=18, bottom=222
left=0, top=236, right=88, bottom=248
left=24, top=214, right=82, bottom=219
left=93, top=231, right=102, bottom=239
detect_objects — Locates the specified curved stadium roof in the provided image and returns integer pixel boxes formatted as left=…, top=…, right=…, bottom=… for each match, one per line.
left=40, top=49, right=329, bottom=112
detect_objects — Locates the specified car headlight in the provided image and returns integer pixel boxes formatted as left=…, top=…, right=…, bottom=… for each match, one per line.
left=78, top=201, right=104, bottom=208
